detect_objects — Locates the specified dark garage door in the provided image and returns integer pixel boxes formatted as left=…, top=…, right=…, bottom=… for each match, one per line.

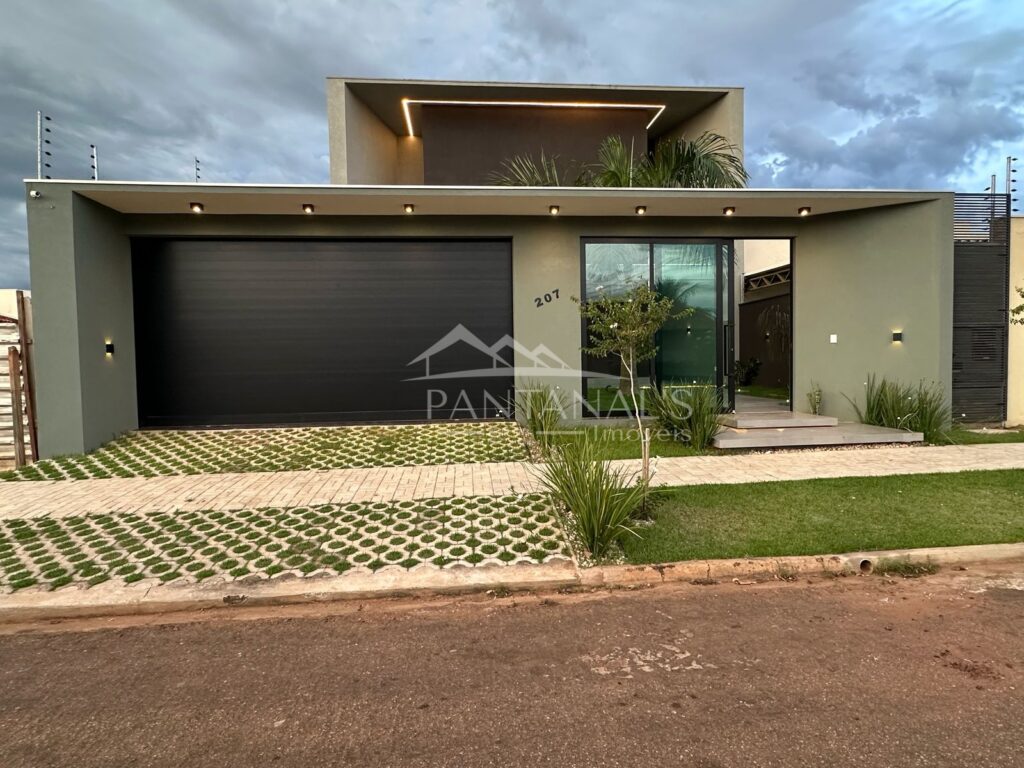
left=132, top=239, right=513, bottom=427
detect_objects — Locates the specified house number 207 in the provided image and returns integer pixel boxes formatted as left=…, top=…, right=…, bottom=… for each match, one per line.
left=534, top=289, right=560, bottom=308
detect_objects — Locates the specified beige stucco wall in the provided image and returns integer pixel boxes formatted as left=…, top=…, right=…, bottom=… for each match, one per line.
left=1007, top=216, right=1024, bottom=425
left=741, top=239, right=790, bottom=275
left=26, top=187, right=953, bottom=455
left=0, top=289, right=28, bottom=320
left=664, top=90, right=744, bottom=156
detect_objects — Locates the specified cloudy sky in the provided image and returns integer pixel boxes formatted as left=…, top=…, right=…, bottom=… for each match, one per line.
left=2, top=0, right=1022, bottom=287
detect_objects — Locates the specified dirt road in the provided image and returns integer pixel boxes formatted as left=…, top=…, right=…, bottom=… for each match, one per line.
left=2, top=567, right=1022, bottom=767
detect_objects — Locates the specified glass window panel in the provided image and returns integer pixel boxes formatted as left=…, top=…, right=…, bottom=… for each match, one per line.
left=582, top=242, right=652, bottom=413
left=654, top=243, right=718, bottom=385
left=584, top=242, right=650, bottom=299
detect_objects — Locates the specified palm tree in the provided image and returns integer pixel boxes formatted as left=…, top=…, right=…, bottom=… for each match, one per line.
left=491, top=132, right=748, bottom=188
left=489, top=150, right=586, bottom=186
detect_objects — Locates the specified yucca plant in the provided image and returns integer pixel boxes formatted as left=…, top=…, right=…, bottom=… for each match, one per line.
left=537, top=438, right=648, bottom=558
left=647, top=384, right=723, bottom=451
left=515, top=381, right=565, bottom=454
left=645, top=386, right=689, bottom=438
left=846, top=374, right=950, bottom=442
left=912, top=380, right=951, bottom=443
left=684, top=384, right=725, bottom=450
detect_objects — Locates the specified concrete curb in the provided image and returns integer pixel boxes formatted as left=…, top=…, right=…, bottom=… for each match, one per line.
left=0, top=561, right=580, bottom=624
left=582, top=542, right=1024, bottom=587
left=2, top=543, right=1022, bottom=624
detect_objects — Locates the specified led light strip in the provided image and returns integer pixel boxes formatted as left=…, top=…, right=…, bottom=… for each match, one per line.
left=401, top=98, right=667, bottom=137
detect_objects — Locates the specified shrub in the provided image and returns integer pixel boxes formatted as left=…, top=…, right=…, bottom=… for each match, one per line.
left=806, top=381, right=823, bottom=415
left=734, top=357, right=762, bottom=386
left=537, top=438, right=648, bottom=558
left=516, top=381, right=565, bottom=453
left=912, top=381, right=952, bottom=443
left=845, top=374, right=950, bottom=442
left=647, top=384, right=723, bottom=451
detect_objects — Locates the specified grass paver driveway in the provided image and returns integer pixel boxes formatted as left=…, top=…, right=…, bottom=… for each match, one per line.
left=0, top=494, right=569, bottom=593
left=2, top=422, right=529, bottom=482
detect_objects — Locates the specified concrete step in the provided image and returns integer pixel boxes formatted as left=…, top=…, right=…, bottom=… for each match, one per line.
left=713, top=422, right=924, bottom=450
left=719, top=410, right=838, bottom=429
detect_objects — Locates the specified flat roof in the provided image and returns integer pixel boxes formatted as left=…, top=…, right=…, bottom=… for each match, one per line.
left=31, top=180, right=950, bottom=218
left=332, top=77, right=739, bottom=139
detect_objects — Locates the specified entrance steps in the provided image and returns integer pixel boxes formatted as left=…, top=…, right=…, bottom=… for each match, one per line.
left=714, top=410, right=924, bottom=450
left=719, top=411, right=838, bottom=429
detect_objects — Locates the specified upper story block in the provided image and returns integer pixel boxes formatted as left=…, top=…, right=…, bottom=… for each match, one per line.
left=327, top=78, right=744, bottom=185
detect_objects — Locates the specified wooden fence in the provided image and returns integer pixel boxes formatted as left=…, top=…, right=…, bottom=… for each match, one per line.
left=0, top=291, right=37, bottom=468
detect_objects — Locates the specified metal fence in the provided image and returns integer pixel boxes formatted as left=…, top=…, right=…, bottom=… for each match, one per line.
left=952, top=193, right=1010, bottom=422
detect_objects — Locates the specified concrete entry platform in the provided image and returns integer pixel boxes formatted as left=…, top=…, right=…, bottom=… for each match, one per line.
left=719, top=411, right=838, bottom=429
left=714, top=421, right=924, bottom=450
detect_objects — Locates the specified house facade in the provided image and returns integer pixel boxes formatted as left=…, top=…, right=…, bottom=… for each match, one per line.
left=25, top=78, right=955, bottom=458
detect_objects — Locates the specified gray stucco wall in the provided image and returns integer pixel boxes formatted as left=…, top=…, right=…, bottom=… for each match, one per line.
left=26, top=189, right=953, bottom=455
left=794, top=198, right=954, bottom=420
left=72, top=195, right=138, bottom=449
left=26, top=186, right=85, bottom=456
left=26, top=187, right=139, bottom=456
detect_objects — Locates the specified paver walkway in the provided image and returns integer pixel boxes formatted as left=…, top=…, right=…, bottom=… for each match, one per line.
left=1, top=443, right=1022, bottom=520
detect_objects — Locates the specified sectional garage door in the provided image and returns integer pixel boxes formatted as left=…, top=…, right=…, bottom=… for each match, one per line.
left=132, top=239, right=513, bottom=427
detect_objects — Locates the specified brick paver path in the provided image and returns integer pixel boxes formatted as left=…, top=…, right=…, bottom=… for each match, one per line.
left=1, top=444, right=1022, bottom=520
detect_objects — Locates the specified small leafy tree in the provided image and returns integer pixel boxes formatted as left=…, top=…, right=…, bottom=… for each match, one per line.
left=575, top=283, right=689, bottom=480
left=1012, top=287, right=1024, bottom=325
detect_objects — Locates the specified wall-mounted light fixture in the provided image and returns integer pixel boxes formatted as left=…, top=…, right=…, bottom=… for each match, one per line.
left=29, top=190, right=42, bottom=199
left=189, top=202, right=204, bottom=214
left=635, top=205, right=647, bottom=215
left=723, top=206, right=736, bottom=216
left=685, top=325, right=692, bottom=335
left=798, top=206, right=811, bottom=217
left=549, top=205, right=560, bottom=216
left=892, top=331, right=904, bottom=343
left=104, top=340, right=115, bottom=356
left=301, top=203, right=315, bottom=215
left=829, top=333, right=839, bottom=344
left=403, top=203, right=415, bottom=214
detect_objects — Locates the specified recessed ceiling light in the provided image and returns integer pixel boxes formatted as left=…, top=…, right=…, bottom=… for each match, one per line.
left=722, top=206, right=735, bottom=216
left=798, top=206, right=811, bottom=217
left=404, top=203, right=415, bottom=214
left=635, top=205, right=647, bottom=215
left=302, top=203, right=315, bottom=214
left=549, top=205, right=560, bottom=215
left=189, top=202, right=204, bottom=214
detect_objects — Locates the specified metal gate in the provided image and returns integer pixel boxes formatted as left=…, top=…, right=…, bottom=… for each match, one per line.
left=952, top=193, right=1011, bottom=422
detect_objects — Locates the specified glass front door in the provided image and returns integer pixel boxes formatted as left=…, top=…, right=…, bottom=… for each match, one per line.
left=581, top=238, right=734, bottom=415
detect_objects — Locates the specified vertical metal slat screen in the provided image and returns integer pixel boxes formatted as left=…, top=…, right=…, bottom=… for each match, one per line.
left=952, top=193, right=1010, bottom=422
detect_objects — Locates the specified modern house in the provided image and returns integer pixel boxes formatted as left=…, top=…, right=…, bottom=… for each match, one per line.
left=25, top=77, right=978, bottom=458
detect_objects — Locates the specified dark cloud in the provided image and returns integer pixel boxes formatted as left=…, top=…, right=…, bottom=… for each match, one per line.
left=2, top=0, right=1022, bottom=288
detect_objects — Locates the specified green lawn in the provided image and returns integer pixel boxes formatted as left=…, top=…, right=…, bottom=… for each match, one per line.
left=548, top=425, right=703, bottom=460
left=735, top=385, right=789, bottom=401
left=624, top=470, right=1024, bottom=564
left=948, top=427, right=1024, bottom=445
